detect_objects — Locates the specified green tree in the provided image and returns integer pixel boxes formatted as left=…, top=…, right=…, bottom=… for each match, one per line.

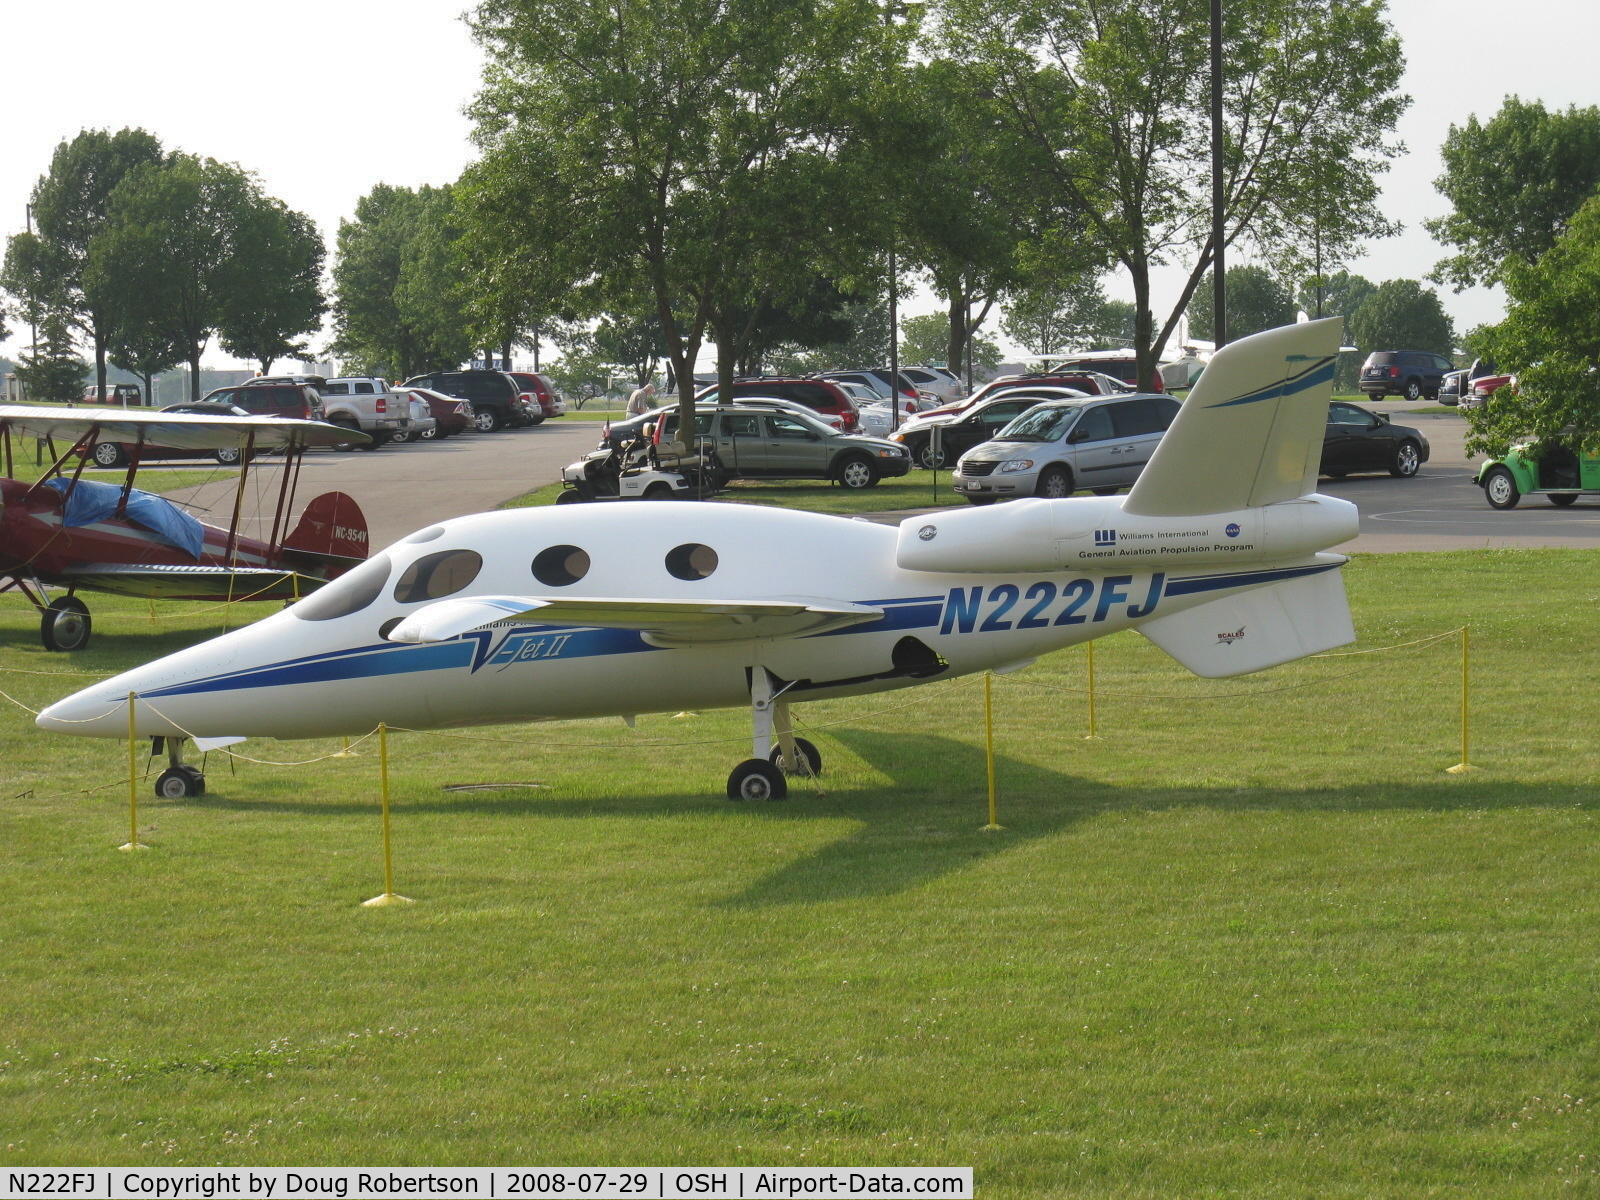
left=1297, top=268, right=1376, bottom=390
left=1188, top=265, right=1296, bottom=342
left=87, top=155, right=259, bottom=399
left=1, top=231, right=66, bottom=362
left=1427, top=97, right=1600, bottom=291
left=1001, top=270, right=1107, bottom=356
left=21, top=128, right=165, bottom=403
left=938, top=0, right=1407, bottom=387
left=217, top=201, right=326, bottom=373
left=766, top=298, right=891, bottom=375
left=1345, top=279, right=1454, bottom=364
left=331, top=184, right=474, bottom=380
left=465, top=0, right=894, bottom=450
left=1087, top=300, right=1139, bottom=351
left=1467, top=195, right=1600, bottom=457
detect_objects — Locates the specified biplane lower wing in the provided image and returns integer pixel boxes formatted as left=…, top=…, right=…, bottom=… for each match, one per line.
left=58, top=563, right=321, bottom=602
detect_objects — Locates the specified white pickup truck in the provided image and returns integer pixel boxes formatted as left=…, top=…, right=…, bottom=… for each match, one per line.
left=317, top=377, right=414, bottom=447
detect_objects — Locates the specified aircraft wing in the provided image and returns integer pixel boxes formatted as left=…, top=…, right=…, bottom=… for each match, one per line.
left=0, top=405, right=366, bottom=449
left=386, top=594, right=885, bottom=646
left=59, top=563, right=310, bottom=600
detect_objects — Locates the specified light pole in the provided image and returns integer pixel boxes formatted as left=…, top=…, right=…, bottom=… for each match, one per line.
left=1209, top=0, right=1227, bottom=347
left=884, top=0, right=922, bottom=433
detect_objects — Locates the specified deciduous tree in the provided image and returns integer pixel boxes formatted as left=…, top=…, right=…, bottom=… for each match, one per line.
left=1001, top=270, right=1108, bottom=356
left=1345, top=279, right=1453, bottom=362
left=1427, top=97, right=1600, bottom=291
left=1187, top=265, right=1296, bottom=342
left=938, top=0, right=1407, bottom=387
left=218, top=201, right=326, bottom=374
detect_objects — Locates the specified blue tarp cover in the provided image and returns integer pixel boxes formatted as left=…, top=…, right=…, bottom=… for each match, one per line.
left=45, top=478, right=206, bottom=560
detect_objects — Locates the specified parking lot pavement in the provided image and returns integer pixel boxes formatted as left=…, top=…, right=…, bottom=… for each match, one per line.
left=164, top=421, right=601, bottom=551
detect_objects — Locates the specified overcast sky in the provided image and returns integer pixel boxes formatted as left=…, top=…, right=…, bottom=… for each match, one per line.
left=3, top=0, right=1597, bottom=368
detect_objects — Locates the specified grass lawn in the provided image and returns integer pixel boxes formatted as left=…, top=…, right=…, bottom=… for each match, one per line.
left=0, top=551, right=1597, bottom=1192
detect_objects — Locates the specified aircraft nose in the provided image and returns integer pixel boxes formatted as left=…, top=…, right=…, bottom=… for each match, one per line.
left=36, top=683, right=129, bottom=737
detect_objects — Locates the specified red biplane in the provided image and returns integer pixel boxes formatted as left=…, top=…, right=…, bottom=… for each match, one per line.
left=0, top=405, right=370, bottom=650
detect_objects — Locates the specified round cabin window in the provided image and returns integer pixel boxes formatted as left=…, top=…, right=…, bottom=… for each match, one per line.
left=532, top=545, right=590, bottom=587
left=665, top=543, right=718, bottom=581
left=392, top=549, right=483, bottom=604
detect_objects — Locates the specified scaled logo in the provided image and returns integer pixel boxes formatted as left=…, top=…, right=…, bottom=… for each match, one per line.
left=1225, top=523, right=1241, bottom=538
left=1094, top=529, right=1117, bottom=546
left=1217, top=625, right=1246, bottom=646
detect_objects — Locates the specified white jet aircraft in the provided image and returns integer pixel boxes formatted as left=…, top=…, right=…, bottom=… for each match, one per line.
left=39, top=319, right=1359, bottom=802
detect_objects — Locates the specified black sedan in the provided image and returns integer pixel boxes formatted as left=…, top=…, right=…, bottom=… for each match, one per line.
left=1321, top=401, right=1430, bottom=478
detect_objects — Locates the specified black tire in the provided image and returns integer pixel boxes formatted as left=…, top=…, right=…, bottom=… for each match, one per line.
left=914, top=439, right=949, bottom=469
left=474, top=407, right=504, bottom=433
left=1091, top=486, right=1120, bottom=496
left=1389, top=440, right=1421, bottom=477
left=643, top=483, right=675, bottom=499
left=554, top=489, right=585, bottom=505
left=526, top=413, right=546, bottom=426
left=154, top=766, right=204, bottom=800
left=964, top=495, right=996, bottom=506
left=40, top=596, right=91, bottom=652
left=357, top=433, right=389, bottom=452
left=1404, top=379, right=1422, bottom=401
left=769, top=737, right=822, bottom=777
left=835, top=456, right=880, bottom=489
left=727, top=758, right=788, bottom=801
left=215, top=445, right=243, bottom=465
left=1035, top=465, right=1074, bottom=498
left=1483, top=466, right=1521, bottom=510
left=91, top=441, right=126, bottom=468
left=330, top=421, right=362, bottom=451
left=418, top=423, right=440, bottom=441
left=1550, top=492, right=1579, bottom=507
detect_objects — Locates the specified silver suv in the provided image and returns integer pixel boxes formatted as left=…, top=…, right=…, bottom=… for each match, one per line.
left=952, top=393, right=1181, bottom=504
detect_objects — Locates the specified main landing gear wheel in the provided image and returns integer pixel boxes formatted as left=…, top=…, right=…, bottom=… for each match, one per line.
left=40, top=597, right=92, bottom=652
left=769, top=737, right=822, bottom=777
left=154, top=765, right=206, bottom=800
left=728, top=759, right=787, bottom=801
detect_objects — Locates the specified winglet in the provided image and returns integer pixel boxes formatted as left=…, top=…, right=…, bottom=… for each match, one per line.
left=1122, top=318, right=1343, bottom=517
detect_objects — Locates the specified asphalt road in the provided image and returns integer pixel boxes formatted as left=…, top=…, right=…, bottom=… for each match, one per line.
left=161, top=404, right=1600, bottom=556
left=164, top=421, right=601, bottom=552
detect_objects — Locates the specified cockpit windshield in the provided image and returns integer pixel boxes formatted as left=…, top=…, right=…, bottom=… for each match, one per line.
left=292, top=552, right=393, bottom=621
left=996, top=405, right=1081, bottom=443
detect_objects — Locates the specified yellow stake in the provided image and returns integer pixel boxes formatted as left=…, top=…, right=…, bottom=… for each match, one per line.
left=1084, top=639, right=1101, bottom=740
left=1446, top=625, right=1478, bottom=774
left=119, top=692, right=146, bottom=851
left=363, top=723, right=413, bottom=906
left=982, top=671, right=1002, bottom=831
left=148, top=597, right=156, bottom=626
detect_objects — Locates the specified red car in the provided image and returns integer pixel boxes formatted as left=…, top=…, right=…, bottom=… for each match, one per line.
left=399, top=387, right=473, bottom=438
left=507, top=372, right=566, bottom=420
left=695, top=377, right=861, bottom=432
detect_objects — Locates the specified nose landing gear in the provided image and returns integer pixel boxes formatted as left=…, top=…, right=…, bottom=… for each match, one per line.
left=151, top=736, right=206, bottom=799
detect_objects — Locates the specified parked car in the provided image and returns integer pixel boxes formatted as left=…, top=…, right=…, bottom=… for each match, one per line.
left=84, top=403, right=261, bottom=467
left=951, top=393, right=1181, bottom=504
left=890, top=388, right=1080, bottom=468
left=82, top=383, right=144, bottom=406
left=614, top=402, right=910, bottom=488
left=203, top=382, right=323, bottom=423
left=507, top=371, right=566, bottom=420
left=815, top=369, right=925, bottom=410
left=1438, top=369, right=1468, bottom=406
left=1034, top=354, right=1167, bottom=393
left=1358, top=350, right=1454, bottom=401
left=306, top=376, right=412, bottom=446
left=1321, top=402, right=1430, bottom=478
left=1464, top=372, right=1515, bottom=410
left=603, top=397, right=846, bottom=451
left=1477, top=440, right=1598, bottom=509
left=694, top=378, right=861, bottom=432
left=901, top=365, right=965, bottom=403
left=402, top=370, right=540, bottom=431
left=398, top=387, right=473, bottom=439
left=931, top=371, right=1129, bottom=419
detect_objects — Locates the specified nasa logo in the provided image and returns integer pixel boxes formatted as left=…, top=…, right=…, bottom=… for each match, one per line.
left=918, top=525, right=938, bottom=541
left=1217, top=626, right=1246, bottom=645
left=1225, top=523, right=1241, bottom=538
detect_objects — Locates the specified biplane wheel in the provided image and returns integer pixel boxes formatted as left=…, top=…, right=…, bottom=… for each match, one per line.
left=727, top=759, right=787, bottom=802
left=91, top=442, right=126, bottom=467
left=769, top=737, right=822, bottom=777
left=40, top=597, right=92, bottom=653
left=155, top=766, right=205, bottom=800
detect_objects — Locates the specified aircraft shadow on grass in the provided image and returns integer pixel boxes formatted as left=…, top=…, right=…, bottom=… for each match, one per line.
left=172, top=728, right=1595, bottom=908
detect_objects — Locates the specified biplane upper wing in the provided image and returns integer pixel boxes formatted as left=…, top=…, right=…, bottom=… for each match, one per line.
left=0, top=405, right=367, bottom=449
